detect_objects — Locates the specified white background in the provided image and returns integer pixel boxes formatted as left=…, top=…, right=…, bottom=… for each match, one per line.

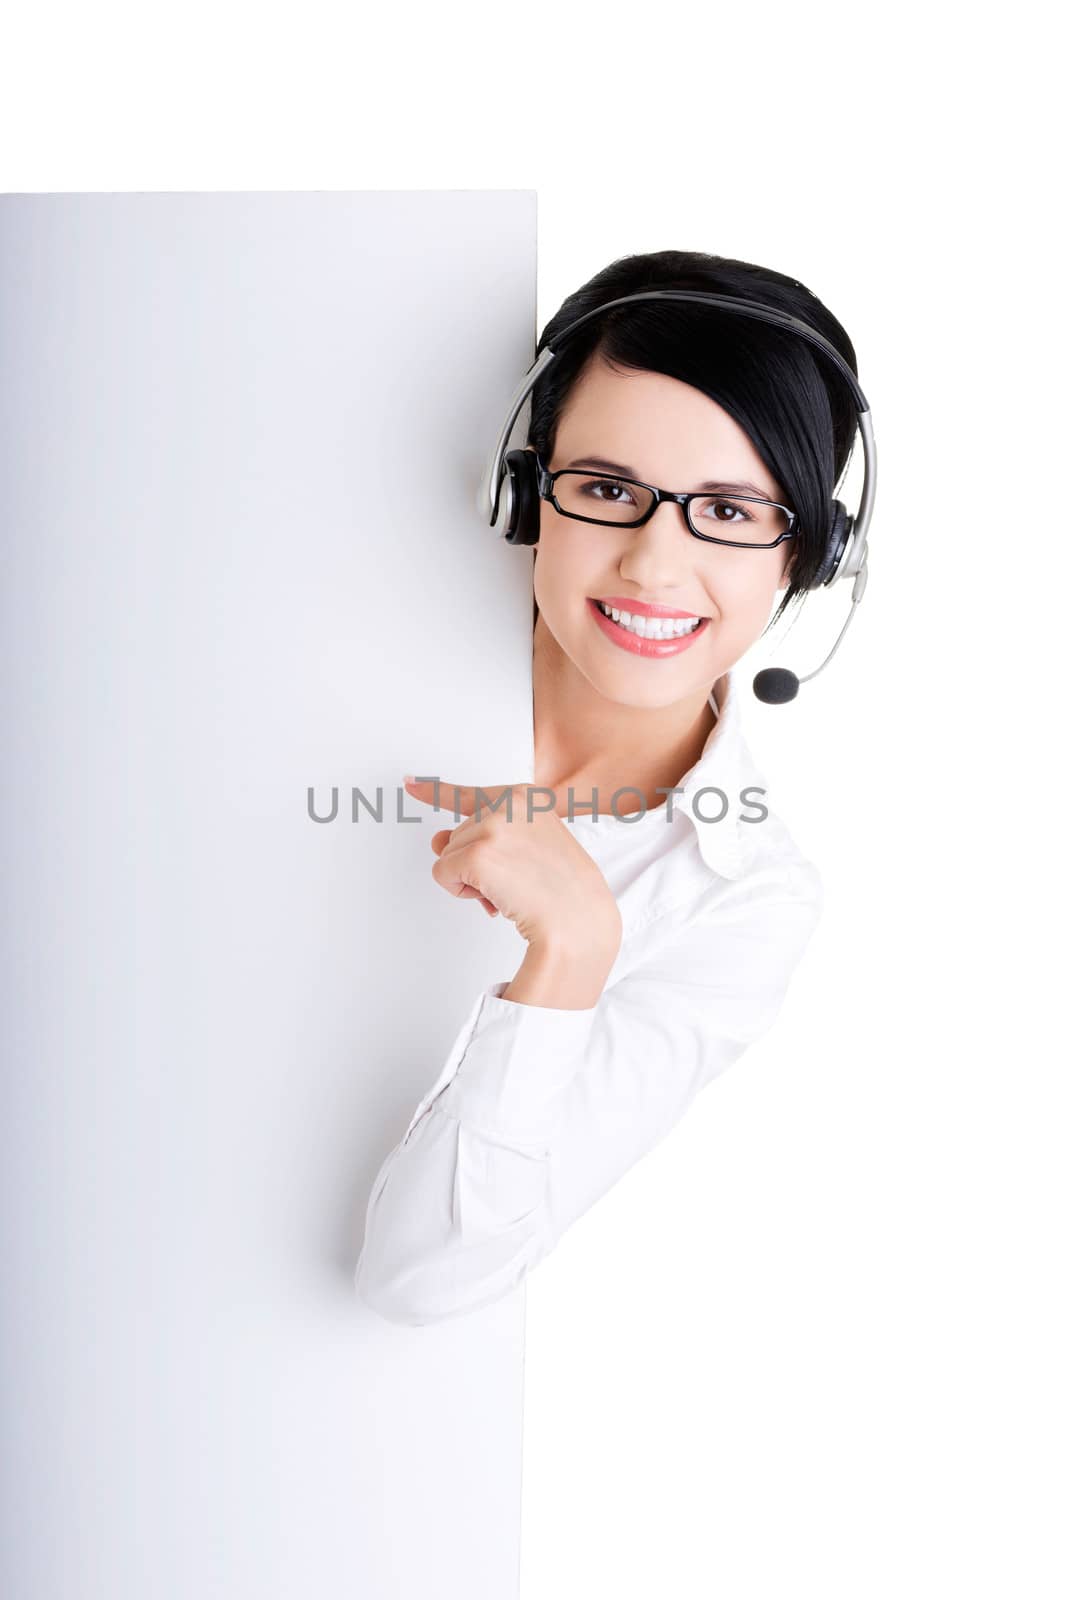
left=2, top=5, right=1063, bottom=1598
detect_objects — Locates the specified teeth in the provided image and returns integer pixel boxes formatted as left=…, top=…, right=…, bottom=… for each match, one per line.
left=598, top=601, right=702, bottom=638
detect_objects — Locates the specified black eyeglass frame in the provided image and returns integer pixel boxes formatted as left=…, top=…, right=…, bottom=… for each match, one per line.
left=534, top=451, right=798, bottom=550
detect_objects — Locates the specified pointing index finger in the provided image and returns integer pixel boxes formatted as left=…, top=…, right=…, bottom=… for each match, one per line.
left=403, top=776, right=523, bottom=819
left=403, top=775, right=454, bottom=814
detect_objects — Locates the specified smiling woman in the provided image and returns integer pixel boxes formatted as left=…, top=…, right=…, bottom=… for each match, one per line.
left=354, top=249, right=866, bottom=1325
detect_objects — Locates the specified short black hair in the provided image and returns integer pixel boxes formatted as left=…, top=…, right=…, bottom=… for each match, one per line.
left=526, top=248, right=860, bottom=628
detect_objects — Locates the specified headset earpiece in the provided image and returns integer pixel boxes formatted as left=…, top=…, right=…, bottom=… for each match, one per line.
left=499, top=448, right=541, bottom=545
left=808, top=498, right=853, bottom=589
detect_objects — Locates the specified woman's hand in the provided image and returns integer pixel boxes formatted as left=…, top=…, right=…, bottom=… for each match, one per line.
left=402, top=775, right=623, bottom=966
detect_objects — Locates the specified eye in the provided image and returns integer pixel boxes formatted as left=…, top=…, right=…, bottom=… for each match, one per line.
left=583, top=477, right=639, bottom=506
left=695, top=497, right=755, bottom=525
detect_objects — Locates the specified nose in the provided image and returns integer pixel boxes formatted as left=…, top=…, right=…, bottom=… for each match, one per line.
left=617, top=496, right=701, bottom=590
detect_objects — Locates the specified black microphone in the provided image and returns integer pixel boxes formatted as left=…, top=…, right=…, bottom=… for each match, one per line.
left=752, top=562, right=868, bottom=704
left=753, top=667, right=800, bottom=703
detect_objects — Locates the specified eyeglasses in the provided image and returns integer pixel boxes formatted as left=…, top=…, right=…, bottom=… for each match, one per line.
left=534, top=451, right=797, bottom=550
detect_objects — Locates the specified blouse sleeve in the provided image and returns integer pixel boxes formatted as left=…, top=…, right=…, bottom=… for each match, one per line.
left=354, top=862, right=823, bottom=1326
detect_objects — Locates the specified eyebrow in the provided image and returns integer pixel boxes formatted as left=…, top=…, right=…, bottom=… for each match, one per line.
left=563, top=455, right=779, bottom=501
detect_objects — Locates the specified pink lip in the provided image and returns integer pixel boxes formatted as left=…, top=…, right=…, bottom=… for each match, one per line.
left=595, top=595, right=705, bottom=620
left=587, top=597, right=710, bottom=658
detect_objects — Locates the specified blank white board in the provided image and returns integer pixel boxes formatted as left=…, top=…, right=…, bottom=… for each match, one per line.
left=0, top=189, right=537, bottom=1599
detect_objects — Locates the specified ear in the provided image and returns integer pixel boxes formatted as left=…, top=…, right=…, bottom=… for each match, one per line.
left=774, top=552, right=793, bottom=594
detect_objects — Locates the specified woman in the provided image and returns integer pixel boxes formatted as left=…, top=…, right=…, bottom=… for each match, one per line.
left=355, top=249, right=861, bottom=1325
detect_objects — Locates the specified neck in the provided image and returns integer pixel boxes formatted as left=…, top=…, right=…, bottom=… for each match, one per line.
left=532, top=611, right=723, bottom=818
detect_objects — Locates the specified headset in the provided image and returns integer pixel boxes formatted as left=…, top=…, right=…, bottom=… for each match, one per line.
left=476, top=289, right=875, bottom=703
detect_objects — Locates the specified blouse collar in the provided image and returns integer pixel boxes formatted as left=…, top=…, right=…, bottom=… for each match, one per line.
left=672, top=671, right=751, bottom=882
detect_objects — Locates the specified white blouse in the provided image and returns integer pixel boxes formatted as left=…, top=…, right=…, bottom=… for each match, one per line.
left=355, top=671, right=823, bottom=1326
